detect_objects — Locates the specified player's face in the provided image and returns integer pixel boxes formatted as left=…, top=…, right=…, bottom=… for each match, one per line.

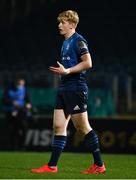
left=58, top=20, right=73, bottom=36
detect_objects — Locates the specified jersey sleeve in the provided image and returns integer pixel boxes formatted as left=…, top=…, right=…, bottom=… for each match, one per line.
left=75, top=38, right=89, bottom=57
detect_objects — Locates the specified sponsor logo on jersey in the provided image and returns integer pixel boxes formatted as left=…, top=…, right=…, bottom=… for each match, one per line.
left=62, top=56, right=70, bottom=61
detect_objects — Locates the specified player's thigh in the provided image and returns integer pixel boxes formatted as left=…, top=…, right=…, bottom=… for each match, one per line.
left=71, top=111, right=92, bottom=134
left=53, top=109, right=71, bottom=130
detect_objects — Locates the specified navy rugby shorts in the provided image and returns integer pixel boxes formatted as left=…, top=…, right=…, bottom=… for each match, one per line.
left=55, top=91, right=88, bottom=115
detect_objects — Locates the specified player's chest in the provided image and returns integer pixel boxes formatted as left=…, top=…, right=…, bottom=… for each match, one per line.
left=61, top=39, right=74, bottom=56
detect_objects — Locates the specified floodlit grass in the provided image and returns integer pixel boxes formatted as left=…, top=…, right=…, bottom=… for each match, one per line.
left=0, top=152, right=136, bottom=179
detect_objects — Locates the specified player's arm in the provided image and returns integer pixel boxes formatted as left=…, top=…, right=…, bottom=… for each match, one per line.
left=66, top=53, right=92, bottom=74
left=49, top=53, right=92, bottom=75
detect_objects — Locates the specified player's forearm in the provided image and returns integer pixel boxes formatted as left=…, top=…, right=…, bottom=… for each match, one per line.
left=66, top=60, right=92, bottom=74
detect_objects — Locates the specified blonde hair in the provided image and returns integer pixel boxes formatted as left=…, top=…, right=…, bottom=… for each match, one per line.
left=57, top=10, right=79, bottom=27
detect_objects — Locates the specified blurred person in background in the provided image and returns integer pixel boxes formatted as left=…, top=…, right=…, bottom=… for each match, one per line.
left=2, top=76, right=32, bottom=150
left=31, top=10, right=106, bottom=174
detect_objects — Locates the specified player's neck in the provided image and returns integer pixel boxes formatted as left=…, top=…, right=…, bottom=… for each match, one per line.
left=64, top=29, right=75, bottom=39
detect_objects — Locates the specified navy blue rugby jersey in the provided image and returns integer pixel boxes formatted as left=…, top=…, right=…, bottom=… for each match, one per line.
left=59, top=32, right=90, bottom=91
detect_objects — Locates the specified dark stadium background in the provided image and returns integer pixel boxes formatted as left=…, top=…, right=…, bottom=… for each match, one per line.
left=0, top=0, right=136, bottom=153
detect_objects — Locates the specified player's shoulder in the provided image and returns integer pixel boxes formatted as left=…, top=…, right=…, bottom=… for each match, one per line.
left=74, top=32, right=87, bottom=42
left=73, top=32, right=88, bottom=50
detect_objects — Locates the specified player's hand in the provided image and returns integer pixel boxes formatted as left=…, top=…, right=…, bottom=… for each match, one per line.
left=49, top=61, right=70, bottom=75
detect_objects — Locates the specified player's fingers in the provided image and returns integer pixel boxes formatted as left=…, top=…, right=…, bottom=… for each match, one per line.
left=49, top=66, right=59, bottom=70
left=49, top=69, right=60, bottom=74
left=49, top=67, right=59, bottom=72
left=57, top=61, right=62, bottom=67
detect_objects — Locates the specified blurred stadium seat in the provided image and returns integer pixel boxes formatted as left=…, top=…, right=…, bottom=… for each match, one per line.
left=88, top=88, right=115, bottom=117
left=29, top=87, right=57, bottom=114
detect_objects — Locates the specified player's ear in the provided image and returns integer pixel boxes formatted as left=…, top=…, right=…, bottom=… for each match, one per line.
left=69, top=22, right=74, bottom=29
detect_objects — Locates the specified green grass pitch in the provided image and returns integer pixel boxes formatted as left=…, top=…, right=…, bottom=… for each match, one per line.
left=0, top=152, right=136, bottom=179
